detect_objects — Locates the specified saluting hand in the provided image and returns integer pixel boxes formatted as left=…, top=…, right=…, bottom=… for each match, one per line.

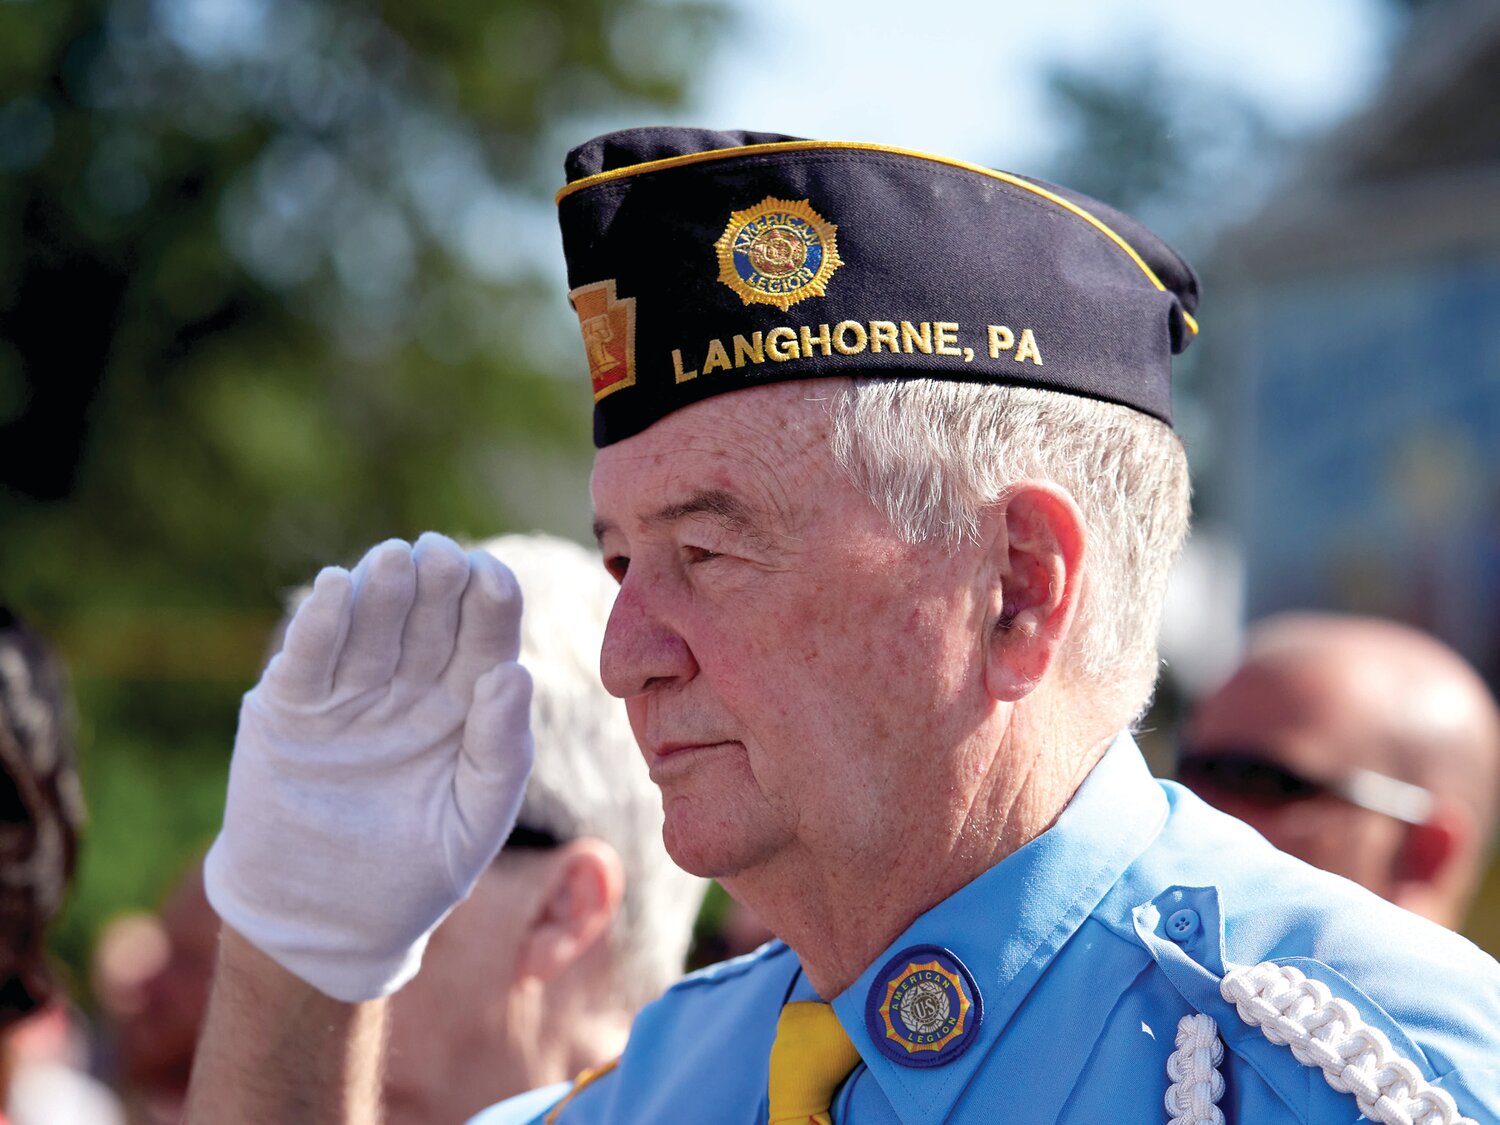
left=204, top=532, right=534, bottom=1002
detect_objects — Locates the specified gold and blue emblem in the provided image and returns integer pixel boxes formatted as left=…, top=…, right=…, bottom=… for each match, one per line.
left=713, top=196, right=842, bottom=311
left=863, top=945, right=982, bottom=1067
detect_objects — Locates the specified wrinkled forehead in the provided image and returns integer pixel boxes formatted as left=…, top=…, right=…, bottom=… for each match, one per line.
left=589, top=382, right=843, bottom=535
left=593, top=381, right=831, bottom=482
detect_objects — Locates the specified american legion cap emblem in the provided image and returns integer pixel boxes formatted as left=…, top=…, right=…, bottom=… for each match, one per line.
left=864, top=944, right=983, bottom=1067
left=713, top=196, right=842, bottom=312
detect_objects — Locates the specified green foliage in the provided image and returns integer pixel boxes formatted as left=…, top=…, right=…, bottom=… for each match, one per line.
left=50, top=679, right=236, bottom=999
left=0, top=0, right=722, bottom=989
left=686, top=880, right=734, bottom=972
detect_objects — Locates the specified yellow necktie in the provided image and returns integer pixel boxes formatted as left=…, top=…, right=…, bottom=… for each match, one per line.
left=767, top=1001, right=862, bottom=1125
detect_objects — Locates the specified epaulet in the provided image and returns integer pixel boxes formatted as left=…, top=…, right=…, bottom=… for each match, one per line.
left=1162, top=963, right=1479, bottom=1125
left=1119, top=867, right=1496, bottom=1125
left=1217, top=961, right=1476, bottom=1125
left=544, top=1059, right=619, bottom=1125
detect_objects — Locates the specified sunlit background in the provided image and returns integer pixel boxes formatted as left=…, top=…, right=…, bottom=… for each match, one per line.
left=2, top=0, right=1497, bottom=1018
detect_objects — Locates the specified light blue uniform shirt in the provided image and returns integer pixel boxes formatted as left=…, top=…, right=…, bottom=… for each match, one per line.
left=472, top=735, right=1500, bottom=1123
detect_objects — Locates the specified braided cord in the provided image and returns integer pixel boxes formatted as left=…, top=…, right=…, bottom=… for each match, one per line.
left=1165, top=1013, right=1225, bottom=1125
left=1220, top=961, right=1477, bottom=1125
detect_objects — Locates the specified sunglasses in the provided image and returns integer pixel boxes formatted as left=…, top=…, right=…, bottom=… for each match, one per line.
left=501, top=823, right=570, bottom=850
left=1174, top=747, right=1433, bottom=825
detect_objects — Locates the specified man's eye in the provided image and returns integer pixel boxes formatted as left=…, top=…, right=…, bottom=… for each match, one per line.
left=684, top=546, right=722, bottom=564
left=604, top=556, right=629, bottom=582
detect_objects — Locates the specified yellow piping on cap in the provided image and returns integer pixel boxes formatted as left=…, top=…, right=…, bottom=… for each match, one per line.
left=556, top=139, right=1199, bottom=337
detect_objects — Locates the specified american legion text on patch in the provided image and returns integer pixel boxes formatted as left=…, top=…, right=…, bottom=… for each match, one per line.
left=864, top=945, right=983, bottom=1068
left=555, top=126, right=1200, bottom=448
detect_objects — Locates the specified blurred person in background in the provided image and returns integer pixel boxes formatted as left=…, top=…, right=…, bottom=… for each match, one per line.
left=1179, top=612, right=1500, bottom=931
left=380, top=532, right=706, bottom=1125
left=0, top=609, right=121, bottom=1125
left=92, top=858, right=216, bottom=1125
left=104, top=535, right=704, bottom=1125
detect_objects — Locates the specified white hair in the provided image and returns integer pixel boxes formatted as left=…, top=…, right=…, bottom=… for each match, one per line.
left=825, top=378, right=1191, bottom=723
left=480, top=533, right=706, bottom=1008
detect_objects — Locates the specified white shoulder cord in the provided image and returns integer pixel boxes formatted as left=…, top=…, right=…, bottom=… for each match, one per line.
left=1215, top=961, right=1477, bottom=1125
left=1165, top=1013, right=1225, bottom=1125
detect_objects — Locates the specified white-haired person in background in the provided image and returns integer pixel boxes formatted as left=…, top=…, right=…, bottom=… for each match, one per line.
left=381, top=533, right=706, bottom=1125
left=112, top=535, right=701, bottom=1125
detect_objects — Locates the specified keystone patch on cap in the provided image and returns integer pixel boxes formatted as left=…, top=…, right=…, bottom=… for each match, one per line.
left=557, top=126, right=1200, bottom=448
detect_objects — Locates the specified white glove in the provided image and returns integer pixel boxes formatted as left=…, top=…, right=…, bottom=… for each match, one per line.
left=204, top=532, right=534, bottom=1002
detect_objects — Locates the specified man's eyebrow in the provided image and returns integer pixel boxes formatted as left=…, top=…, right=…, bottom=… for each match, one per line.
left=646, top=489, right=757, bottom=530
left=592, top=489, right=764, bottom=546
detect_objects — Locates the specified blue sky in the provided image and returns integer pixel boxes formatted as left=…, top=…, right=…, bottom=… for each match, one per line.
left=676, top=0, right=1401, bottom=169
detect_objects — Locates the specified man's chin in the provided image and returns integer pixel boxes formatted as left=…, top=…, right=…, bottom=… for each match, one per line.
left=660, top=806, right=782, bottom=880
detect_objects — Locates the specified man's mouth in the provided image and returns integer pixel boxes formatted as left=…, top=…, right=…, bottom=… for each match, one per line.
left=647, top=740, right=740, bottom=780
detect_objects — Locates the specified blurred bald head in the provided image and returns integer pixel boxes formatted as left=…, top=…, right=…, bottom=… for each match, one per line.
left=1183, top=613, right=1500, bottom=928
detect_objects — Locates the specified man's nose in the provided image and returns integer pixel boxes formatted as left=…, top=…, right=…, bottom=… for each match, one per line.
left=600, top=576, right=698, bottom=698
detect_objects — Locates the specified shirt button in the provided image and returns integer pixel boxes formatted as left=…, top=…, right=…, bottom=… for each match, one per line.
left=1166, top=908, right=1201, bottom=942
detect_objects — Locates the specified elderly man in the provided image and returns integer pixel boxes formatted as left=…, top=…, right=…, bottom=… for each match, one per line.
left=186, top=129, right=1500, bottom=1124
left=1179, top=612, right=1500, bottom=933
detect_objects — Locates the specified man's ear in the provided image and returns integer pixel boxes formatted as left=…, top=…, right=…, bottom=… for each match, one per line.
left=1390, top=808, right=1463, bottom=920
left=983, top=482, right=1086, bottom=703
left=515, top=838, right=625, bottom=983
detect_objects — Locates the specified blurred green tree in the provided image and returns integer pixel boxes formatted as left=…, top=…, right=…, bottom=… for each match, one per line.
left=0, top=0, right=721, bottom=984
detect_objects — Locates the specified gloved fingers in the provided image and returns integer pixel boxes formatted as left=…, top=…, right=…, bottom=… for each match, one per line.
left=452, top=662, right=534, bottom=861
left=446, top=549, right=524, bottom=689
left=262, top=566, right=354, bottom=704
left=395, top=533, right=470, bottom=685
left=334, top=540, right=417, bottom=692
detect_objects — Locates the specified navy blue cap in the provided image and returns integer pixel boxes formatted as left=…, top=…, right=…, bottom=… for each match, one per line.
left=557, top=127, right=1200, bottom=447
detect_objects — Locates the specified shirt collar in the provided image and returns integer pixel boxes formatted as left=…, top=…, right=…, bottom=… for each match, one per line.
left=827, top=732, right=1169, bottom=1124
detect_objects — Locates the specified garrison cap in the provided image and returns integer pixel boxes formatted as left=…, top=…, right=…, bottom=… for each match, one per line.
left=557, top=126, right=1200, bottom=447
